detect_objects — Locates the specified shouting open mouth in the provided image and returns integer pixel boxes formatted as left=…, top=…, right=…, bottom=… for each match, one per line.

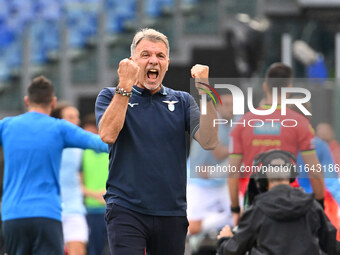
left=146, top=69, right=159, bottom=83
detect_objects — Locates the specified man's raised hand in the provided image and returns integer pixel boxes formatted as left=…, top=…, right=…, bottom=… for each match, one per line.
left=191, top=64, right=209, bottom=95
left=191, top=64, right=209, bottom=79
left=118, top=58, right=140, bottom=91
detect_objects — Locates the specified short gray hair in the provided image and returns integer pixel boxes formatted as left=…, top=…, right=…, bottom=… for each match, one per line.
left=130, top=28, right=170, bottom=57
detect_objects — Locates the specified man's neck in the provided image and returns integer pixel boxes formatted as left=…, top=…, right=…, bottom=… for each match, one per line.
left=136, top=83, right=162, bottom=95
left=268, top=180, right=290, bottom=189
left=28, top=106, right=51, bottom=116
left=265, top=94, right=282, bottom=105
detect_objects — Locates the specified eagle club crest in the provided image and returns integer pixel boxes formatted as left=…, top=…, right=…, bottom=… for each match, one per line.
left=162, top=101, right=178, bottom=112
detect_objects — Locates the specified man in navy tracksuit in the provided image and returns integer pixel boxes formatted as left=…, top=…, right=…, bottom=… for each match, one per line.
left=95, top=28, right=218, bottom=255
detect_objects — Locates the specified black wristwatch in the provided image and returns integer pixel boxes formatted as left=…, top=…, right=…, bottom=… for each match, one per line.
left=230, top=206, right=241, bottom=213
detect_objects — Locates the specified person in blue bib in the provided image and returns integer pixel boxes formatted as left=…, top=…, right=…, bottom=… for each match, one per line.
left=95, top=28, right=218, bottom=255
left=0, top=76, right=108, bottom=255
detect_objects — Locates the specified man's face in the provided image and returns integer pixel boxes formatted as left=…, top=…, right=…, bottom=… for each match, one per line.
left=62, top=106, right=80, bottom=126
left=132, top=39, right=170, bottom=91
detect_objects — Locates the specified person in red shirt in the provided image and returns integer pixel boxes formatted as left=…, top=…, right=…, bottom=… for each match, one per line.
left=317, top=122, right=340, bottom=166
left=228, top=63, right=325, bottom=226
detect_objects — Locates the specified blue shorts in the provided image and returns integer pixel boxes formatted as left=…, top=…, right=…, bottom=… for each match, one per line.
left=105, top=203, right=188, bottom=255
left=2, top=217, right=64, bottom=255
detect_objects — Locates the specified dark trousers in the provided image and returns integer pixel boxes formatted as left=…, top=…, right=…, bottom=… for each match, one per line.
left=105, top=203, right=188, bottom=255
left=86, top=213, right=108, bottom=255
left=2, top=217, right=64, bottom=255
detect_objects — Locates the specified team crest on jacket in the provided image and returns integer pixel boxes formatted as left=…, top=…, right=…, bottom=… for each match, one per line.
left=162, top=101, right=178, bottom=112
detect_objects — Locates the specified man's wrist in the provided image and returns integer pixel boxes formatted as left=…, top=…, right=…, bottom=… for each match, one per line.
left=117, top=80, right=134, bottom=92
left=115, top=85, right=132, bottom=98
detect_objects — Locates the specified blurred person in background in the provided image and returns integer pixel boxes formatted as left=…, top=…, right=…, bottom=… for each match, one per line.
left=217, top=150, right=339, bottom=255
left=187, top=93, right=234, bottom=254
left=0, top=76, right=108, bottom=255
left=317, top=122, right=340, bottom=166
left=228, top=63, right=325, bottom=226
left=289, top=96, right=340, bottom=240
left=51, top=103, right=89, bottom=255
left=187, top=94, right=234, bottom=235
left=81, top=114, right=109, bottom=255
left=95, top=28, right=218, bottom=255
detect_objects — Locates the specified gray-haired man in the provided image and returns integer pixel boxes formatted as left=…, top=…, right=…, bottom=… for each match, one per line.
left=95, top=28, right=218, bottom=254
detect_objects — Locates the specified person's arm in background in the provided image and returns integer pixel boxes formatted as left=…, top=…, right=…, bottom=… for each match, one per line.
left=191, top=65, right=218, bottom=150
left=302, top=152, right=325, bottom=202
left=97, top=59, right=139, bottom=144
left=298, top=119, right=325, bottom=203
left=79, top=172, right=105, bottom=204
left=227, top=119, right=245, bottom=226
left=228, top=156, right=243, bottom=226
left=61, top=120, right=108, bottom=153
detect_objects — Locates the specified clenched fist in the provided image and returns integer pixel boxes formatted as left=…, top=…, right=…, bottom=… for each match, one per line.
left=191, top=64, right=209, bottom=79
left=191, top=64, right=209, bottom=95
left=118, top=58, right=140, bottom=91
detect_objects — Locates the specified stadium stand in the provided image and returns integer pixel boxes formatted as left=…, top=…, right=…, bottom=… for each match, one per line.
left=0, top=0, right=339, bottom=137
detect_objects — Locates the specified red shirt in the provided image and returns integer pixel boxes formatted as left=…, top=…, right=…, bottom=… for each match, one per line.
left=229, top=105, right=316, bottom=168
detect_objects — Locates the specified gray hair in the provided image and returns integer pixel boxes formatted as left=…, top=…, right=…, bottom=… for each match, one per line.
left=130, top=28, right=170, bottom=57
